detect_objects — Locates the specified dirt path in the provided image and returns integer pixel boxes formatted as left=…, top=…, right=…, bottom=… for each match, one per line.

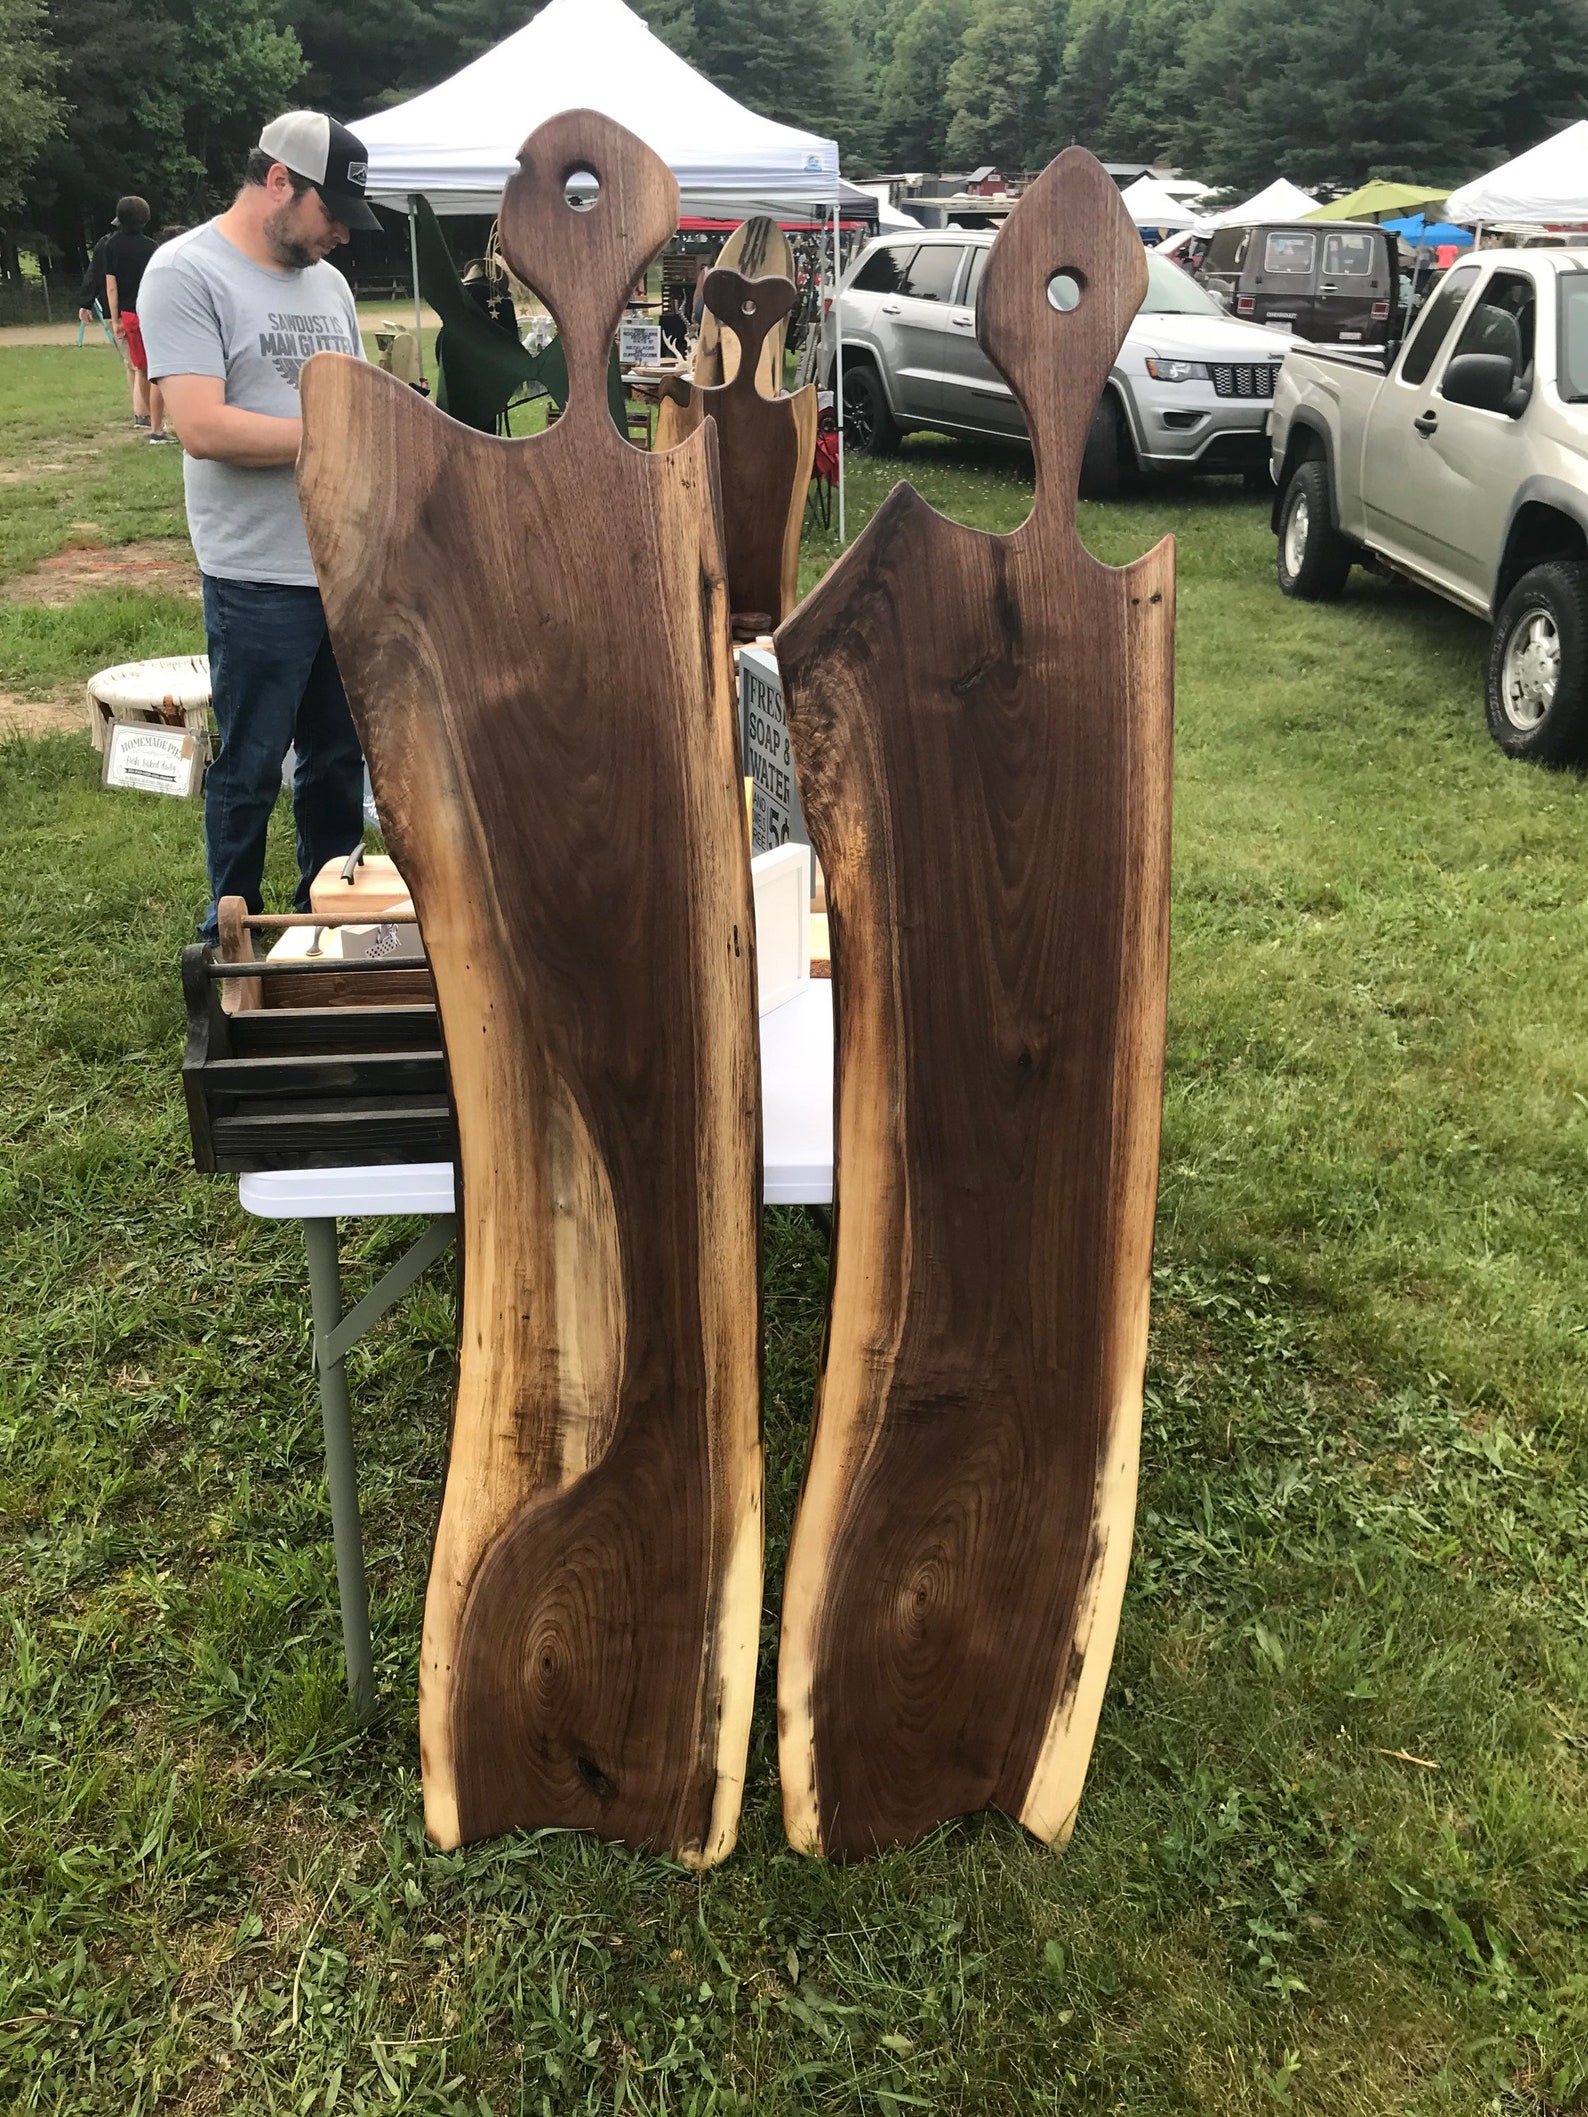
left=3, top=538, right=201, bottom=606
left=0, top=693, right=82, bottom=736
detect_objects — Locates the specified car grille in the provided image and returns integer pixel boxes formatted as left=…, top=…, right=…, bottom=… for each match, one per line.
left=1209, top=362, right=1278, bottom=399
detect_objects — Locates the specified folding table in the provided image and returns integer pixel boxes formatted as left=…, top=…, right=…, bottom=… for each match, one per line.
left=238, top=979, right=835, bottom=1716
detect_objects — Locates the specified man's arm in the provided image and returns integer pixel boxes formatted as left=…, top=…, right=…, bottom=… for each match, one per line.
left=106, top=271, right=122, bottom=335
left=157, top=375, right=301, bottom=465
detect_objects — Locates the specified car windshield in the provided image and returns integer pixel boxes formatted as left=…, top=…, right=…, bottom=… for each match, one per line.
left=1138, top=254, right=1224, bottom=316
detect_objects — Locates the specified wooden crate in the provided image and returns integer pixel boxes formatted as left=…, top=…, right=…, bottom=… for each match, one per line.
left=181, top=942, right=455, bottom=1173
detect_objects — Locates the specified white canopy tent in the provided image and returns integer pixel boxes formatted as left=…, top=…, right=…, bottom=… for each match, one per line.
left=357, top=0, right=839, bottom=219
left=1117, top=175, right=1200, bottom=232
left=1445, top=119, right=1588, bottom=225
left=853, top=180, right=922, bottom=233
left=1206, top=177, right=1321, bottom=226
left=355, top=0, right=851, bottom=534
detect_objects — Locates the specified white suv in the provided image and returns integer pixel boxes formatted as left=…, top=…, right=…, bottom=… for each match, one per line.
left=829, top=229, right=1292, bottom=495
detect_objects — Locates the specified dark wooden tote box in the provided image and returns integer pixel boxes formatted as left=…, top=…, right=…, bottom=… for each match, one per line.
left=180, top=943, right=457, bottom=1174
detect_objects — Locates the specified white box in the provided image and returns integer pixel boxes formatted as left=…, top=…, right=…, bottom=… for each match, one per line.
left=752, top=843, right=811, bottom=1016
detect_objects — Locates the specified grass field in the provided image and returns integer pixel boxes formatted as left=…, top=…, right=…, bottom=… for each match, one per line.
left=2, top=343, right=1587, bottom=2116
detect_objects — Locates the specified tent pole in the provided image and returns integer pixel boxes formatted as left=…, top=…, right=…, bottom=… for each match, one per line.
left=833, top=198, right=845, bottom=547
left=408, top=196, right=426, bottom=388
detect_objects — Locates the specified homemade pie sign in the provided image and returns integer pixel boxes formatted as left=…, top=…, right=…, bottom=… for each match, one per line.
left=774, top=147, right=1176, bottom=1859
left=296, top=112, right=762, bottom=1868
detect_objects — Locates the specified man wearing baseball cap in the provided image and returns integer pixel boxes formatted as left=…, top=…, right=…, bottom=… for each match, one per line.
left=139, top=113, right=382, bottom=942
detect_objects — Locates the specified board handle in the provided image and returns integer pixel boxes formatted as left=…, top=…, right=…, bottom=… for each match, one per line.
left=498, top=110, right=679, bottom=435
left=702, top=269, right=797, bottom=398
left=975, top=147, right=1148, bottom=534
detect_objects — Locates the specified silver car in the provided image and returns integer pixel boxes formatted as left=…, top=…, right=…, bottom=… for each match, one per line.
left=829, top=231, right=1291, bottom=495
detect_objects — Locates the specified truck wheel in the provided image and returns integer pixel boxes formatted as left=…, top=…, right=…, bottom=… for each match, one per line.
left=1486, top=561, right=1588, bottom=764
left=1079, top=393, right=1131, bottom=500
left=841, top=365, right=899, bottom=456
left=1276, top=460, right=1353, bottom=600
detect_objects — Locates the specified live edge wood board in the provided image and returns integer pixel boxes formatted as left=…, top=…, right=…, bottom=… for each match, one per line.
left=774, top=147, right=1175, bottom=1861
left=297, top=112, right=762, bottom=1869
left=657, top=270, right=817, bottom=631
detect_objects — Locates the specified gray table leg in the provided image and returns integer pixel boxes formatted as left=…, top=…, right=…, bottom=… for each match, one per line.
left=303, top=1216, right=375, bottom=1721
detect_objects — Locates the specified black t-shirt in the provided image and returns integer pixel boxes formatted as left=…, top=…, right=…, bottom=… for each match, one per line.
left=104, top=229, right=157, bottom=313
left=78, top=231, right=112, bottom=310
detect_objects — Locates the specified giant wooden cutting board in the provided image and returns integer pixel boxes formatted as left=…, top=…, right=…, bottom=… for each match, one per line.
left=695, top=216, right=794, bottom=392
left=297, top=112, right=763, bottom=1867
left=656, top=270, right=816, bottom=630
left=774, top=148, right=1175, bottom=1860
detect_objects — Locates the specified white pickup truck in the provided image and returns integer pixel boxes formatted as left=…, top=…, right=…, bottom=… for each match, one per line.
left=1268, top=247, right=1588, bottom=762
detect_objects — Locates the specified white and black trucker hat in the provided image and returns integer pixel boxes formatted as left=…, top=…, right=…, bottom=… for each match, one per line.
left=258, top=111, right=381, bottom=231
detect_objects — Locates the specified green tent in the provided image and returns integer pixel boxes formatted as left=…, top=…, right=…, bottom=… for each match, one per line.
left=1308, top=181, right=1449, bottom=222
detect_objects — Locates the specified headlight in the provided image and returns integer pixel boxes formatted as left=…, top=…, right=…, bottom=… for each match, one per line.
left=1144, top=358, right=1209, bottom=383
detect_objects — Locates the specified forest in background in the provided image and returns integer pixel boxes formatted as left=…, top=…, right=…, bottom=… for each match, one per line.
left=3, top=0, right=1588, bottom=264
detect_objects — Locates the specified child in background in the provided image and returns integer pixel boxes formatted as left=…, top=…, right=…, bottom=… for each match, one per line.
left=105, top=196, right=167, bottom=443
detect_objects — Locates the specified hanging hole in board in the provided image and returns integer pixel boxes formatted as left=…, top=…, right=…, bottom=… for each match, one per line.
left=741, top=299, right=756, bottom=317
left=563, top=169, right=601, bottom=212
left=1047, top=270, right=1084, bottom=313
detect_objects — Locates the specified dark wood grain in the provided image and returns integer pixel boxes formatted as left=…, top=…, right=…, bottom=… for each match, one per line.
left=228, top=1005, right=441, bottom=1056
left=296, top=111, right=763, bottom=1868
left=207, top=1105, right=454, bottom=1169
left=658, top=271, right=817, bottom=631
left=774, top=147, right=1174, bottom=1860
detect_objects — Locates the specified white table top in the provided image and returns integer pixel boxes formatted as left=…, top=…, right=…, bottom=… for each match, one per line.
left=239, top=977, right=834, bottom=1220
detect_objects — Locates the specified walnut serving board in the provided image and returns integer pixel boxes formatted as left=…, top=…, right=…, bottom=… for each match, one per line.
left=297, top=113, right=762, bottom=1868
left=657, top=270, right=817, bottom=631
left=774, top=148, right=1175, bottom=1861
left=694, top=216, right=794, bottom=392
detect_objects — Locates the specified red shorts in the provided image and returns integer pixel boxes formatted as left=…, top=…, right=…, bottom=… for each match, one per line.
left=121, top=311, right=148, bottom=374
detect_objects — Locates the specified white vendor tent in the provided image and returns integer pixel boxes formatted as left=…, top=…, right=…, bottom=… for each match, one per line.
left=854, top=180, right=922, bottom=233
left=358, top=0, right=840, bottom=219
left=1207, top=177, right=1321, bottom=225
left=1445, top=119, right=1588, bottom=225
left=1117, top=175, right=1200, bottom=232
left=356, top=0, right=852, bottom=535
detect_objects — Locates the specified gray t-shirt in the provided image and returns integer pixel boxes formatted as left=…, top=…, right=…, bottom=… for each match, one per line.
left=139, top=222, right=363, bottom=587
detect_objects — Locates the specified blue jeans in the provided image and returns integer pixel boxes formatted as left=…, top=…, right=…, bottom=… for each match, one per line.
left=200, top=575, right=366, bottom=942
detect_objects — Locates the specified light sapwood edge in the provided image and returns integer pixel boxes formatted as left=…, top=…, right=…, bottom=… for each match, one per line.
left=654, top=390, right=704, bottom=451
left=780, top=385, right=819, bottom=623
left=775, top=722, right=913, bottom=1859
left=672, top=452, right=764, bottom=1869
left=1017, top=550, right=1175, bottom=1844
left=684, top=1469, right=764, bottom=1868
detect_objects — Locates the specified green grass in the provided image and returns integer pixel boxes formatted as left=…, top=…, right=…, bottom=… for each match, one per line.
left=2, top=351, right=1588, bottom=2115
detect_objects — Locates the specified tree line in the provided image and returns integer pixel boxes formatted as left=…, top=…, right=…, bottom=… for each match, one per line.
left=3, top=0, right=1587, bottom=265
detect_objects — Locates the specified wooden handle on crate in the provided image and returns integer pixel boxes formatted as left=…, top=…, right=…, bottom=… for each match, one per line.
left=237, top=910, right=421, bottom=928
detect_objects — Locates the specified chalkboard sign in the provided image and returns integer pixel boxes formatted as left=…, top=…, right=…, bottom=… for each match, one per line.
left=739, top=647, right=809, bottom=855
